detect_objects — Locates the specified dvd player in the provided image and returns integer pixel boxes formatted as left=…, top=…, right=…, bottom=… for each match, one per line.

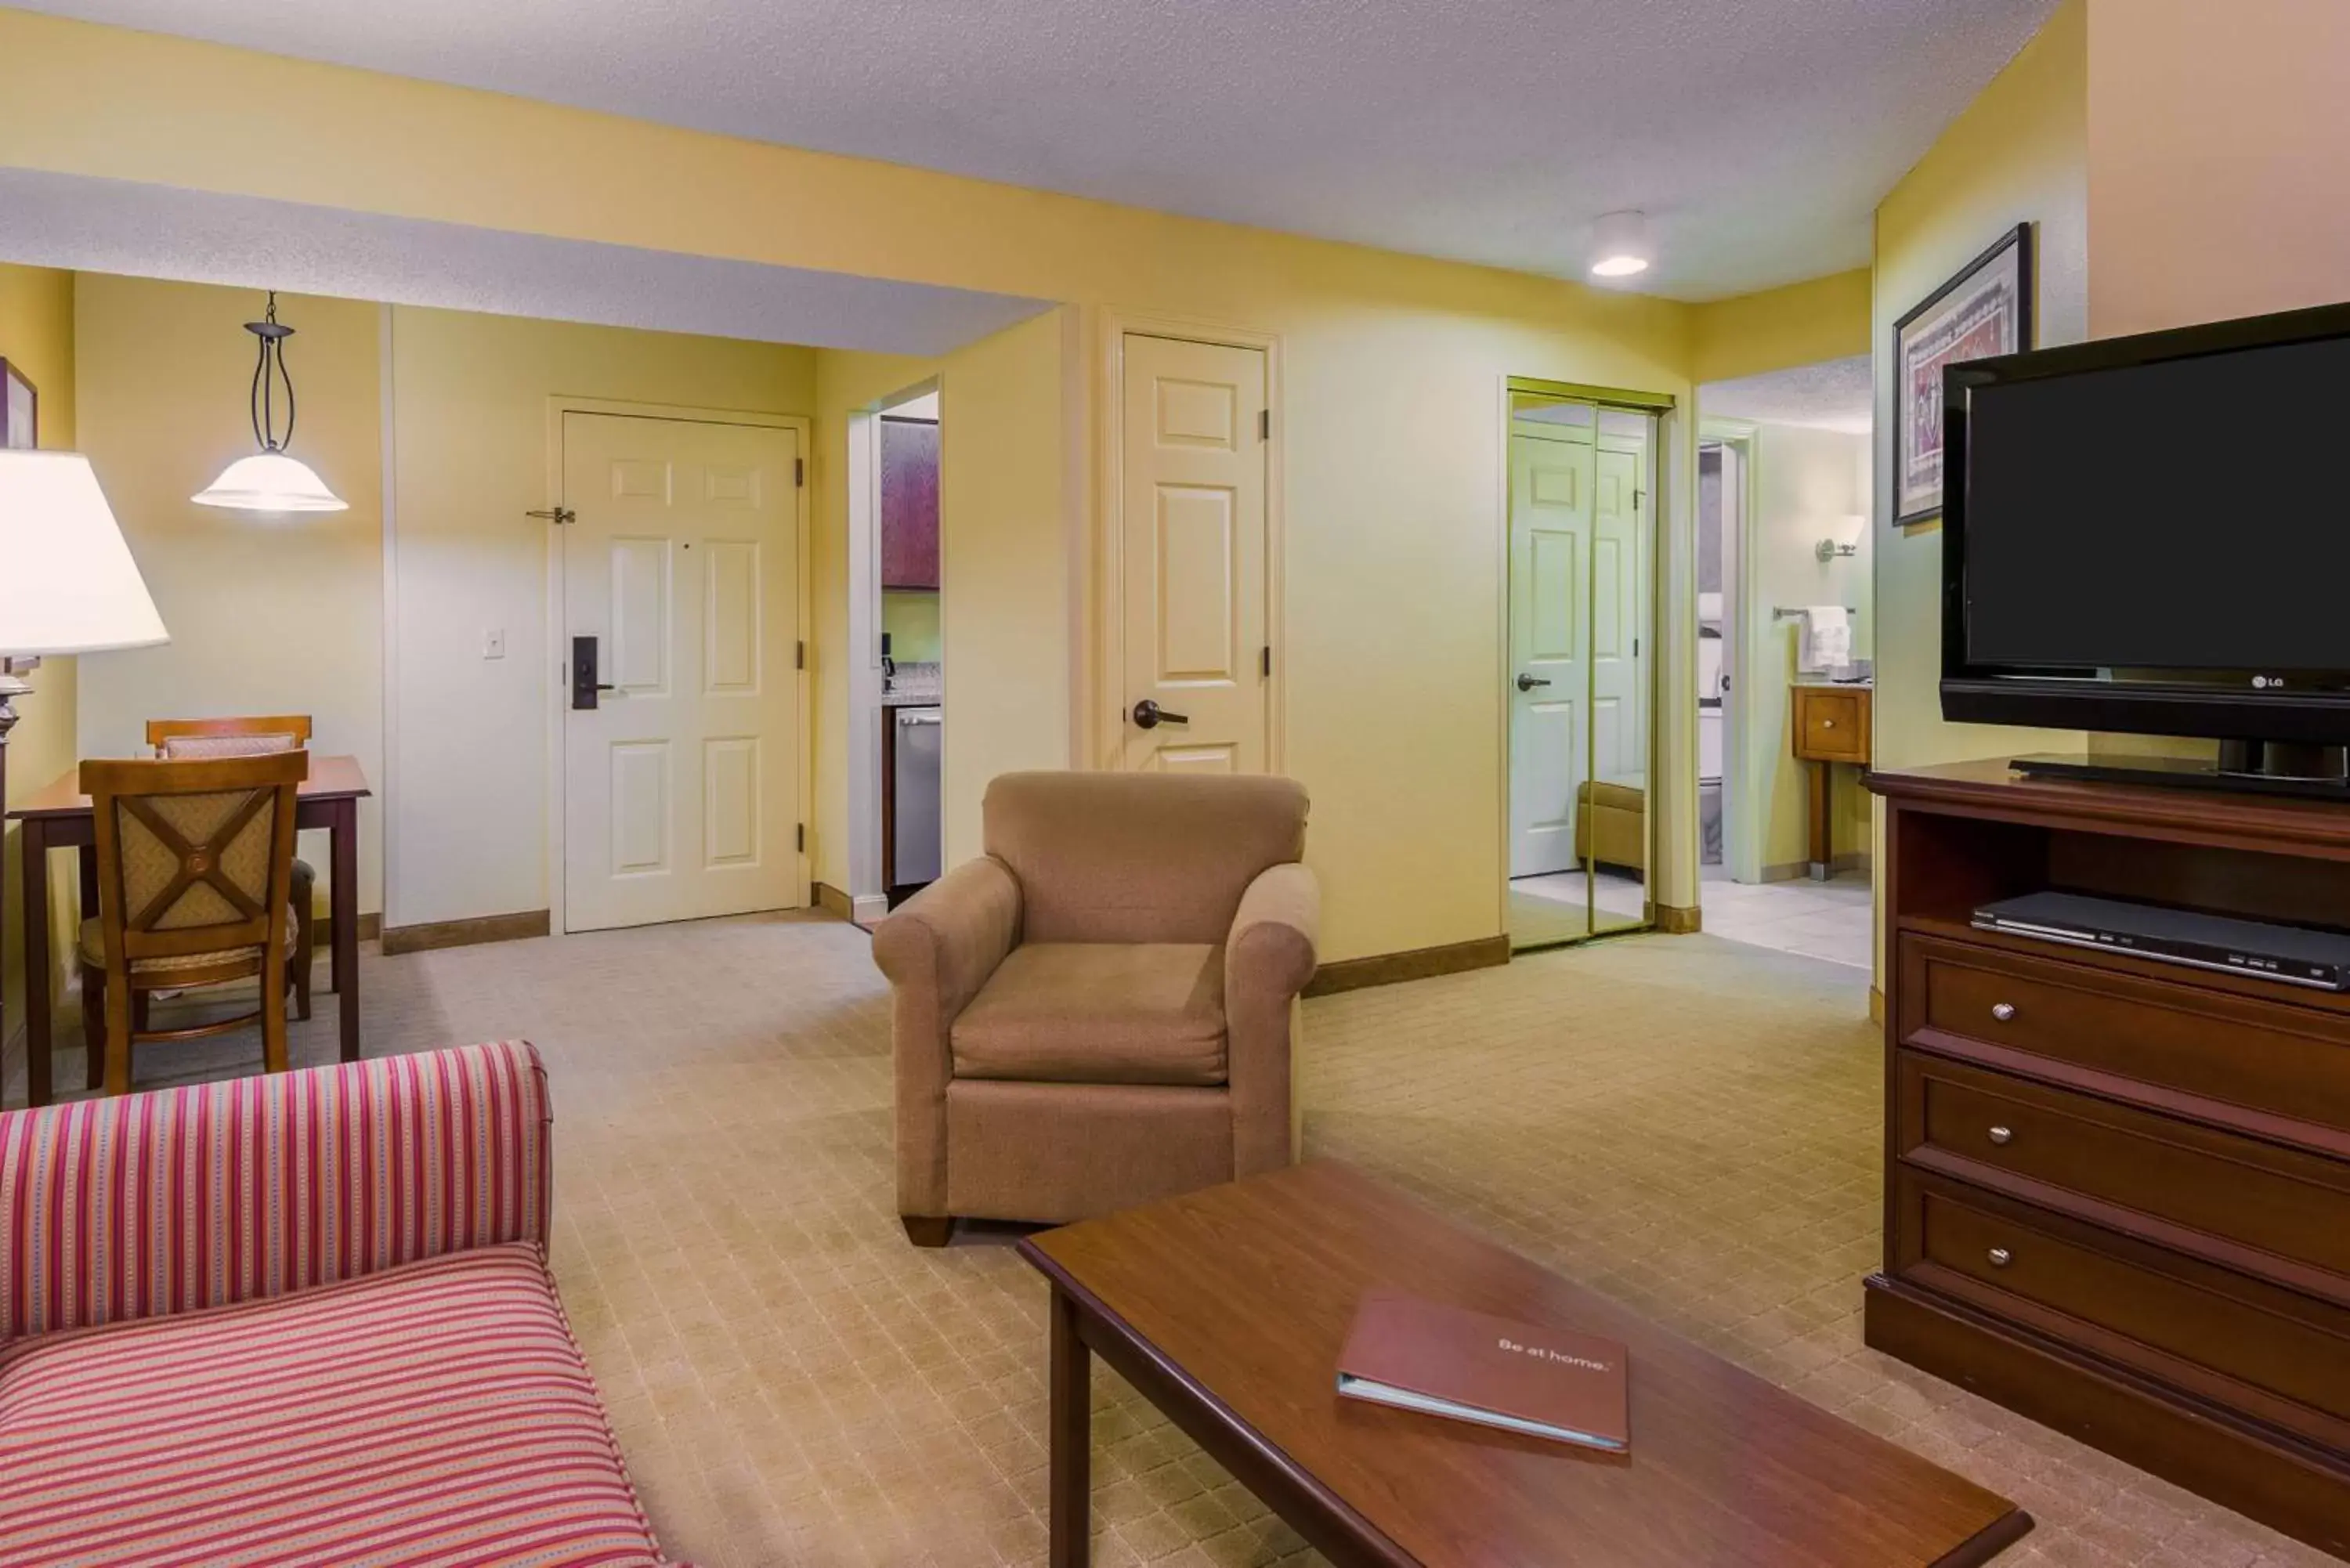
left=1972, top=891, right=2350, bottom=992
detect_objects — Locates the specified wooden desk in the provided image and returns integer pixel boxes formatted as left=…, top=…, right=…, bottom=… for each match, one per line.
left=1021, top=1161, right=2029, bottom=1567
left=6, top=753, right=370, bottom=1106
left=1792, top=682, right=1872, bottom=880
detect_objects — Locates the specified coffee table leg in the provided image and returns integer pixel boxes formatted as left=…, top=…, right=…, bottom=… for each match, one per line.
left=1050, top=1286, right=1091, bottom=1567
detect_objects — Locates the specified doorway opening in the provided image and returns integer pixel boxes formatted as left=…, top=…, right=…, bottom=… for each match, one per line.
left=1504, top=386, right=1661, bottom=952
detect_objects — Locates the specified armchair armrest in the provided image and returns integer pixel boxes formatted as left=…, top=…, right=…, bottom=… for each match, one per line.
left=872, top=854, right=1023, bottom=1217
left=1224, top=862, right=1320, bottom=1176
left=0, top=1042, right=551, bottom=1346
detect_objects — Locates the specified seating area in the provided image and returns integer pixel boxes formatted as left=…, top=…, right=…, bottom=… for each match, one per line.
left=0, top=1042, right=689, bottom=1567
left=6, top=2, right=2350, bottom=1564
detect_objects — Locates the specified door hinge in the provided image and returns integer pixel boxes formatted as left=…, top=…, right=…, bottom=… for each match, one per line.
left=795, top=639, right=805, bottom=670
left=526, top=507, right=577, bottom=526
left=794, top=457, right=805, bottom=488
left=1260, top=645, right=1272, bottom=677
left=1258, top=408, right=1271, bottom=442
left=796, top=823, right=806, bottom=853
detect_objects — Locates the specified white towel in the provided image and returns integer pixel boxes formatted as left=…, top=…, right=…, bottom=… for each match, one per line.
left=1799, top=606, right=1850, bottom=674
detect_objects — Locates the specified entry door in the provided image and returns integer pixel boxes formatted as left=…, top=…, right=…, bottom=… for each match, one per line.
left=1590, top=434, right=1650, bottom=793
left=1119, top=334, right=1270, bottom=772
left=562, top=412, right=802, bottom=932
left=1508, top=419, right=1596, bottom=876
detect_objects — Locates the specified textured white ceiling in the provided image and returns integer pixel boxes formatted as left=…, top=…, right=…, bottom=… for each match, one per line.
left=0, top=169, right=1048, bottom=355
left=13, top=0, right=2058, bottom=301
left=1701, top=354, right=1873, bottom=432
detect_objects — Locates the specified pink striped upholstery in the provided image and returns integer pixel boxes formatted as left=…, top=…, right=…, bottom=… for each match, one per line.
left=0, top=1242, right=682, bottom=1567
left=1, top=1042, right=549, bottom=1345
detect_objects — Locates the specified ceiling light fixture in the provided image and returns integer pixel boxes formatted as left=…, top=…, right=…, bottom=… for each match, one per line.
left=193, top=291, right=347, bottom=514
left=1589, top=211, right=1654, bottom=280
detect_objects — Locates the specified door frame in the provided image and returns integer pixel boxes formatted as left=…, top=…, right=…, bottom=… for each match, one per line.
left=1700, top=417, right=1760, bottom=883
left=1093, top=312, right=1285, bottom=773
left=847, top=380, right=941, bottom=927
left=540, top=396, right=813, bottom=938
left=1495, top=376, right=1676, bottom=952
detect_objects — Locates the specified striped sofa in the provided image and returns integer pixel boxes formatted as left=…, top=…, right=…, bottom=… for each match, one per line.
left=0, top=1042, right=689, bottom=1568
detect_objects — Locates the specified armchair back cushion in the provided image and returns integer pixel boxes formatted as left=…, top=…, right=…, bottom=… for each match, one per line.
left=0, top=1041, right=549, bottom=1345
left=984, top=771, right=1309, bottom=944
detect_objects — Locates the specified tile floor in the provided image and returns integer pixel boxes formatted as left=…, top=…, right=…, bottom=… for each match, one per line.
left=1697, top=862, right=1875, bottom=969
left=4, top=919, right=2331, bottom=1568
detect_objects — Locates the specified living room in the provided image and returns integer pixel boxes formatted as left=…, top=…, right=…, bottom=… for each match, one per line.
left=5, top=2, right=2350, bottom=1564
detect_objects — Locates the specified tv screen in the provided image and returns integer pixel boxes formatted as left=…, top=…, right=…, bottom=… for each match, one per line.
left=1964, top=334, right=2350, bottom=675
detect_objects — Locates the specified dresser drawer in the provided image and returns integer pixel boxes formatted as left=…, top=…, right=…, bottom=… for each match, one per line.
left=1793, top=687, right=1869, bottom=763
left=1900, top=933, right=2350, bottom=1143
left=1896, top=1172, right=2350, bottom=1446
left=1897, top=1053, right=2350, bottom=1295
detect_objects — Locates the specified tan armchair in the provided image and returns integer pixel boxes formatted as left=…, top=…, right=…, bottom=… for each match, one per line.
left=873, top=771, right=1318, bottom=1244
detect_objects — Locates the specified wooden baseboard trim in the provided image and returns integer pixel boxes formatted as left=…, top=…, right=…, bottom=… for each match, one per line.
left=1654, top=902, right=1701, bottom=934
left=812, top=881, right=855, bottom=920
left=311, top=912, right=381, bottom=946
left=381, top=909, right=551, bottom=956
left=1306, top=934, right=1509, bottom=997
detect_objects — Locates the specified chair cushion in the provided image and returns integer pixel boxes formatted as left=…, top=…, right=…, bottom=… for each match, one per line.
left=1579, top=776, right=1647, bottom=813
left=953, top=942, right=1227, bottom=1086
left=0, top=1244, right=683, bottom=1568
left=79, top=905, right=302, bottom=977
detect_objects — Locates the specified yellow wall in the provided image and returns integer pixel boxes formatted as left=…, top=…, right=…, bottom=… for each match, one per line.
left=0, top=262, right=79, bottom=1038
left=2087, top=0, right=2350, bottom=338
left=74, top=274, right=389, bottom=914
left=0, top=9, right=1694, bottom=963
left=1871, top=0, right=2088, bottom=778
left=881, top=593, right=940, bottom=663
left=1690, top=269, right=1873, bottom=386
left=383, top=307, right=812, bottom=929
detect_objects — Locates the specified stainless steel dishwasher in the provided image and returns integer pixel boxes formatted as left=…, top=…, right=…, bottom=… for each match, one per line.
left=891, top=706, right=942, bottom=887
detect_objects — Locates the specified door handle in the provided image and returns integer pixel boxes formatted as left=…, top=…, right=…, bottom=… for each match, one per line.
left=1132, top=699, right=1189, bottom=730
left=1516, top=674, right=1553, bottom=692
left=570, top=635, right=616, bottom=710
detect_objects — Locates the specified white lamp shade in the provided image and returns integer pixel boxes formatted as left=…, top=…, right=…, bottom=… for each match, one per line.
left=0, top=452, right=170, bottom=657
left=193, top=451, right=349, bottom=513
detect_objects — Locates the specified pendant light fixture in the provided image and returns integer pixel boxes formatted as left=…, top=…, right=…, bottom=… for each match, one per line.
left=192, top=291, right=348, bottom=514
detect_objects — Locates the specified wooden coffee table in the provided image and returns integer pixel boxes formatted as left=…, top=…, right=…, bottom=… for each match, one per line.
left=1018, top=1162, right=2030, bottom=1566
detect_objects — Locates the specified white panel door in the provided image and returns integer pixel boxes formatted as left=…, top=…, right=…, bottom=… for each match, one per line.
left=1591, top=435, right=1650, bottom=795
left=563, top=412, right=801, bottom=932
left=1119, top=334, right=1269, bottom=773
left=1508, top=419, right=1596, bottom=877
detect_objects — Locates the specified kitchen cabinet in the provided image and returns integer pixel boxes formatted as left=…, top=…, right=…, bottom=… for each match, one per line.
left=880, top=417, right=939, bottom=590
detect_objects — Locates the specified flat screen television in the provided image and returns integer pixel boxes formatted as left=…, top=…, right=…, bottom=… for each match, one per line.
left=1942, top=300, right=2350, bottom=794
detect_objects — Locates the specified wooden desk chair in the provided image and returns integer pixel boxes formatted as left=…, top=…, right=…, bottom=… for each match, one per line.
left=79, top=752, right=305, bottom=1097
left=146, top=715, right=317, bottom=1020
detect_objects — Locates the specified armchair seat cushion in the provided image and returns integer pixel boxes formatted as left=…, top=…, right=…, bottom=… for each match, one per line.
left=0, top=1243, right=678, bottom=1568
left=952, top=942, right=1227, bottom=1087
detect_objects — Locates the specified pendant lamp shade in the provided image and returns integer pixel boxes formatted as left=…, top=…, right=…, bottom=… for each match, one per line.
left=193, top=290, right=346, bottom=514
left=193, top=451, right=349, bottom=513
left=0, top=451, right=170, bottom=656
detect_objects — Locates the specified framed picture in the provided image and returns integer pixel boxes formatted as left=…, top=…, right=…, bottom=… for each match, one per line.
left=1892, top=222, right=2032, bottom=526
left=0, top=359, right=34, bottom=451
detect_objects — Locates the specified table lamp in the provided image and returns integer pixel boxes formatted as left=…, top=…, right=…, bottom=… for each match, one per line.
left=0, top=451, right=170, bottom=750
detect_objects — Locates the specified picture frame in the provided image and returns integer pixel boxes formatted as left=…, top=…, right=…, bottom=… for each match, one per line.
left=0, top=359, right=34, bottom=451
left=1892, top=222, right=2032, bottom=527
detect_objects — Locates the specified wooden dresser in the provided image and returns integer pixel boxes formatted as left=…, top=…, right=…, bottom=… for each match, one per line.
left=1791, top=683, right=1871, bottom=877
left=1869, top=760, right=2350, bottom=1556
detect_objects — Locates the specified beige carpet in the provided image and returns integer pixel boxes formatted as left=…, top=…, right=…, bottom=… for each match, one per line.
left=5, top=919, right=2335, bottom=1568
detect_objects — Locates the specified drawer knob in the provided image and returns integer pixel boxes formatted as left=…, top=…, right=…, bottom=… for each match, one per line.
left=1987, top=1125, right=2014, bottom=1147
left=1987, top=1246, right=2013, bottom=1268
left=1822, top=719, right=1835, bottom=728
left=1990, top=1002, right=2018, bottom=1023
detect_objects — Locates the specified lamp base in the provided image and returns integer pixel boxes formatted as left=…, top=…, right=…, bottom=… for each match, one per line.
left=0, top=670, right=31, bottom=744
